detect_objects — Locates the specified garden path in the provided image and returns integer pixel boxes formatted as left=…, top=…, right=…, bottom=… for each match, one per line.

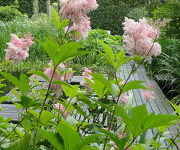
left=0, top=63, right=178, bottom=149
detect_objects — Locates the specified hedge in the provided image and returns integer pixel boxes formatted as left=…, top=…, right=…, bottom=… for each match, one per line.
left=89, top=0, right=133, bottom=35
left=0, top=0, right=56, bottom=17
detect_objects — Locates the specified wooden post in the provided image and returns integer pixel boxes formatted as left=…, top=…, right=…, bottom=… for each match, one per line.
left=46, top=0, right=51, bottom=16
left=33, top=0, right=39, bottom=15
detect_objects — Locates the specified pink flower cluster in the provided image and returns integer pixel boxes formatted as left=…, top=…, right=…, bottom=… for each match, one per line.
left=119, top=93, right=128, bottom=103
left=59, top=0, right=98, bottom=39
left=141, top=84, right=155, bottom=101
left=54, top=103, right=68, bottom=117
left=142, top=90, right=154, bottom=101
left=5, top=34, right=34, bottom=62
left=44, top=62, right=74, bottom=91
left=80, top=67, right=93, bottom=91
left=122, top=17, right=161, bottom=60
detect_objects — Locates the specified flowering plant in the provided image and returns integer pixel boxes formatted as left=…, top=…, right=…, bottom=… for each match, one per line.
left=0, top=4, right=179, bottom=150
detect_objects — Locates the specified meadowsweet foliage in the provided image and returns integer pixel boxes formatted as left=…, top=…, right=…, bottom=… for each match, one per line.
left=0, top=6, right=179, bottom=150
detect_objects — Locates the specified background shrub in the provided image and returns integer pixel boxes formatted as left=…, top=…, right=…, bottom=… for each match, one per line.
left=145, top=37, right=180, bottom=99
left=90, top=1, right=131, bottom=35
left=74, top=29, right=122, bottom=65
left=0, top=5, right=23, bottom=22
left=0, top=0, right=57, bottom=17
left=152, top=0, right=180, bottom=38
left=127, top=7, right=148, bottom=20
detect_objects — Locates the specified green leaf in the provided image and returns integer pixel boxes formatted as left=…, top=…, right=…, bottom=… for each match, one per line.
left=150, top=139, right=161, bottom=148
left=98, top=40, right=115, bottom=67
left=57, top=120, right=81, bottom=150
left=43, top=39, right=89, bottom=67
left=80, top=134, right=103, bottom=148
left=92, top=73, right=112, bottom=94
left=40, top=110, right=54, bottom=124
left=53, top=80, right=72, bottom=88
left=0, top=72, right=30, bottom=95
left=37, top=128, right=63, bottom=150
left=114, top=105, right=130, bottom=124
left=0, top=96, right=10, bottom=103
left=28, top=70, right=49, bottom=81
left=143, top=113, right=179, bottom=130
left=115, top=105, right=179, bottom=137
left=0, top=83, right=6, bottom=89
left=62, top=85, right=79, bottom=99
left=99, top=128, right=127, bottom=150
left=114, top=50, right=126, bottom=69
left=122, top=80, right=148, bottom=93
left=50, top=7, right=69, bottom=30
left=80, top=146, right=98, bottom=150
left=20, top=96, right=37, bottom=108
left=0, top=72, right=20, bottom=88
left=131, top=55, right=143, bottom=63
left=19, top=73, right=30, bottom=95
left=73, top=105, right=86, bottom=116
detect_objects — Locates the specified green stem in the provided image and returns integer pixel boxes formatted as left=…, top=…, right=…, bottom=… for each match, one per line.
left=124, top=137, right=137, bottom=150
left=32, top=67, right=57, bottom=148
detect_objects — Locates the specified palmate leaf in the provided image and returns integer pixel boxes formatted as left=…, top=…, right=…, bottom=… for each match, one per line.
left=115, top=105, right=179, bottom=137
left=42, top=38, right=89, bottom=67
left=57, top=120, right=81, bottom=150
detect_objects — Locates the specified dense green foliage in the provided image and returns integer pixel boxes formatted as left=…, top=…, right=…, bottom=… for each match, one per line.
left=0, top=5, right=23, bottom=22
left=0, top=0, right=57, bottom=17
left=75, top=29, right=122, bottom=65
left=90, top=0, right=166, bottom=34
left=90, top=1, right=131, bottom=35
left=152, top=0, right=180, bottom=38
left=0, top=7, right=179, bottom=150
left=145, top=37, right=180, bottom=101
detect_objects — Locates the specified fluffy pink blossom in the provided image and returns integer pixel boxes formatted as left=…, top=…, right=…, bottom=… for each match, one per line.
left=122, top=17, right=161, bottom=60
left=44, top=63, right=74, bottom=91
left=118, top=133, right=126, bottom=139
left=80, top=67, right=93, bottom=91
left=119, top=80, right=125, bottom=86
left=82, top=67, right=92, bottom=80
left=119, top=93, right=128, bottom=103
left=142, top=90, right=154, bottom=101
left=54, top=103, right=68, bottom=117
left=59, top=0, right=98, bottom=39
left=5, top=34, right=34, bottom=62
